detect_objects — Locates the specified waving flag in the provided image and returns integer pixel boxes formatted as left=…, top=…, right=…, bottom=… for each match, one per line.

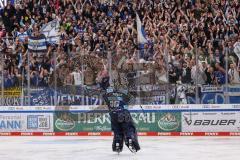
left=16, top=31, right=28, bottom=42
left=136, top=13, right=148, bottom=44
left=234, top=42, right=240, bottom=60
left=40, top=19, right=60, bottom=44
left=28, top=35, right=47, bottom=52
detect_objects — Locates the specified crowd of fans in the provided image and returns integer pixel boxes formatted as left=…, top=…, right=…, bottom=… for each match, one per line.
left=0, top=0, right=240, bottom=91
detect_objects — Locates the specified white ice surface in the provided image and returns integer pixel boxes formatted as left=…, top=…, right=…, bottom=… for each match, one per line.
left=0, top=136, right=239, bottom=160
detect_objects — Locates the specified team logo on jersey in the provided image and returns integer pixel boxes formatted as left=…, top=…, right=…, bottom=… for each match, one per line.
left=157, top=113, right=180, bottom=131
left=55, top=113, right=75, bottom=131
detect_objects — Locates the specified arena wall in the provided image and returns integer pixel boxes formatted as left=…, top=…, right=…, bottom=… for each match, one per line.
left=0, top=104, right=240, bottom=136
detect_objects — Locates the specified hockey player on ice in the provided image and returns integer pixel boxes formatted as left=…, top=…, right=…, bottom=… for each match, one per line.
left=103, top=86, right=140, bottom=153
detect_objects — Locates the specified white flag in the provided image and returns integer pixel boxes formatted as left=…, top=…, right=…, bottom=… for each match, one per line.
left=136, top=13, right=148, bottom=44
left=234, top=42, right=240, bottom=59
left=40, top=19, right=60, bottom=44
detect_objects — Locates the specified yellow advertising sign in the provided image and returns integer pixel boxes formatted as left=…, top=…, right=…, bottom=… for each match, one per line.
left=0, top=87, right=22, bottom=97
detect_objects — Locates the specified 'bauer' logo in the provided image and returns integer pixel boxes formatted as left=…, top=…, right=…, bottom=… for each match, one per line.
left=183, top=116, right=192, bottom=125
left=183, top=115, right=236, bottom=126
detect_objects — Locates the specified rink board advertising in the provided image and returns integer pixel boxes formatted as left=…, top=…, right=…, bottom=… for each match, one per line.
left=0, top=113, right=53, bottom=132
left=182, top=112, right=240, bottom=132
left=0, top=104, right=240, bottom=136
left=53, top=112, right=181, bottom=132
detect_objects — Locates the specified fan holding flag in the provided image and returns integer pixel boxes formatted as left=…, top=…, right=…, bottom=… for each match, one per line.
left=28, top=19, right=61, bottom=54
left=28, top=28, right=47, bottom=53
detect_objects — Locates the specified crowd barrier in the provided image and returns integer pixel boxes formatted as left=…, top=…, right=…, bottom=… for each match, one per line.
left=0, top=104, right=240, bottom=136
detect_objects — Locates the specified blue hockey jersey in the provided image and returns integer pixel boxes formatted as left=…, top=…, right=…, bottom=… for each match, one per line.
left=103, top=88, right=130, bottom=111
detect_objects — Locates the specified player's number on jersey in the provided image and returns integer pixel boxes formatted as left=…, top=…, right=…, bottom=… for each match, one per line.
left=110, top=101, right=120, bottom=108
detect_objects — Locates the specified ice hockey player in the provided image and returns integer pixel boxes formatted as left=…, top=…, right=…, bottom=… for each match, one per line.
left=103, top=86, right=140, bottom=153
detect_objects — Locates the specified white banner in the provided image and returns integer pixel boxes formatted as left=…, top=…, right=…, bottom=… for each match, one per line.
left=182, top=112, right=240, bottom=132
left=0, top=113, right=53, bottom=132
left=201, top=85, right=223, bottom=92
left=1, top=104, right=240, bottom=111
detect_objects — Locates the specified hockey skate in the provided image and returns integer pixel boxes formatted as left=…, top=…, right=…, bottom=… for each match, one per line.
left=112, top=135, right=123, bottom=154
left=115, top=142, right=122, bottom=154
left=125, top=138, right=140, bottom=153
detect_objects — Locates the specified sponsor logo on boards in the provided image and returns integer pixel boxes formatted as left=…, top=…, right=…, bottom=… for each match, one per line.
left=157, top=113, right=180, bottom=131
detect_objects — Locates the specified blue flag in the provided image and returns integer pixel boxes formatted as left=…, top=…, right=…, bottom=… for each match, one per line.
left=28, top=35, right=47, bottom=53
